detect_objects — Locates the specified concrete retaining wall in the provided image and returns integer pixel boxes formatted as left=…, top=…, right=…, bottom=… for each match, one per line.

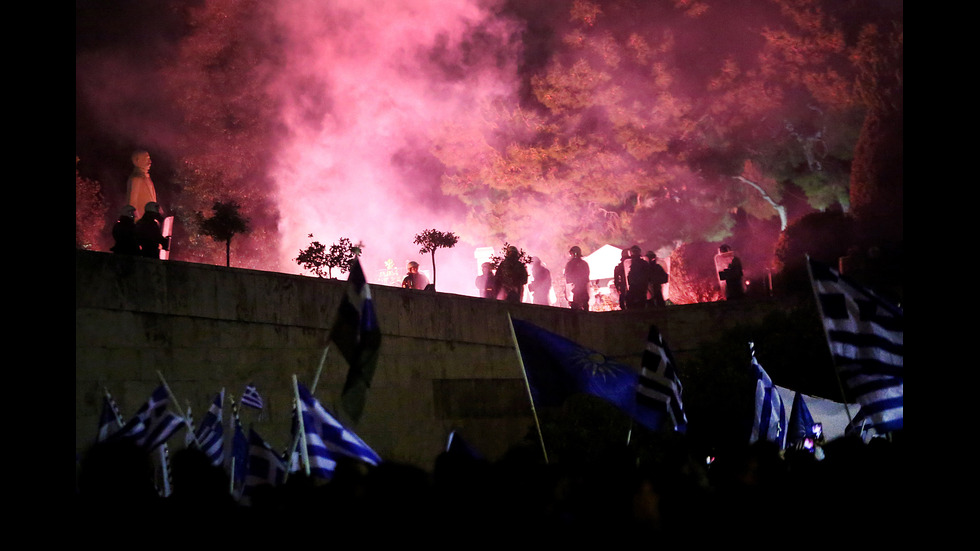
left=76, top=250, right=786, bottom=469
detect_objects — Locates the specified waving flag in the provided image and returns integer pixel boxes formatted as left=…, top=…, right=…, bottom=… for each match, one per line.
left=241, top=384, right=263, bottom=410
left=97, top=388, right=125, bottom=442
left=228, top=397, right=249, bottom=493
left=787, top=392, right=817, bottom=449
left=330, top=257, right=382, bottom=424
left=808, top=259, right=903, bottom=433
left=749, top=343, right=786, bottom=449
left=110, top=385, right=186, bottom=452
left=636, top=325, right=688, bottom=432
left=243, top=428, right=286, bottom=500
left=511, top=318, right=661, bottom=431
left=194, top=390, right=225, bottom=466
left=295, top=381, right=381, bottom=480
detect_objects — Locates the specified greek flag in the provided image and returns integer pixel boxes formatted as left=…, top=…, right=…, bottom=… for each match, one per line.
left=228, top=398, right=249, bottom=490
left=242, top=384, right=263, bottom=410
left=243, top=428, right=286, bottom=499
left=97, top=388, right=125, bottom=442
left=808, top=259, right=903, bottom=433
left=194, top=390, right=225, bottom=466
left=330, top=257, right=382, bottom=424
left=787, top=391, right=816, bottom=449
left=295, top=382, right=381, bottom=479
left=636, top=325, right=688, bottom=432
left=111, top=385, right=186, bottom=451
left=749, top=342, right=786, bottom=449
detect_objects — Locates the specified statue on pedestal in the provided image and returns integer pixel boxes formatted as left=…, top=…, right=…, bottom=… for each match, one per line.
left=126, top=150, right=157, bottom=220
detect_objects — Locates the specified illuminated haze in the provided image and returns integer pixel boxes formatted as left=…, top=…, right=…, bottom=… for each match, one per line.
left=269, top=0, right=526, bottom=295
left=78, top=1, right=887, bottom=296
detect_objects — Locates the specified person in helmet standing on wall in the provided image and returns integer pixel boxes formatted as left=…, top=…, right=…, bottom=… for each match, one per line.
left=110, top=205, right=140, bottom=255
left=134, top=201, right=169, bottom=259
left=495, top=246, right=529, bottom=303
left=563, top=246, right=591, bottom=311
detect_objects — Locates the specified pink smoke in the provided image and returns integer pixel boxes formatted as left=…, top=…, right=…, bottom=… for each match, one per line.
left=267, top=0, right=525, bottom=295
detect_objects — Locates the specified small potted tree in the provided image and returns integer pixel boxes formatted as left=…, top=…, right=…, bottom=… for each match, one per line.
left=413, top=228, right=459, bottom=291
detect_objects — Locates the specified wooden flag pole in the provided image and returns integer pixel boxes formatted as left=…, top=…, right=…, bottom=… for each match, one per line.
left=292, top=374, right=311, bottom=476
left=506, top=312, right=549, bottom=465
left=804, top=257, right=855, bottom=425
left=103, top=387, right=125, bottom=427
left=311, top=345, right=330, bottom=393
left=283, top=346, right=330, bottom=483
left=228, top=392, right=239, bottom=496
left=157, top=370, right=201, bottom=448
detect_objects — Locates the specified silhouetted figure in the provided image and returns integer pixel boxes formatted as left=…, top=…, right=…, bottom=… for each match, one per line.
left=126, top=150, right=157, bottom=220
left=77, top=440, right=160, bottom=516
left=564, top=246, right=590, bottom=311
left=401, top=261, right=430, bottom=290
left=494, top=246, right=528, bottom=303
left=169, top=447, right=238, bottom=515
left=645, top=251, right=669, bottom=307
left=617, top=245, right=651, bottom=310
left=528, top=257, right=552, bottom=306
left=475, top=262, right=496, bottom=298
left=134, top=201, right=169, bottom=258
left=714, top=244, right=744, bottom=300
left=110, top=205, right=139, bottom=255
left=613, top=248, right=630, bottom=310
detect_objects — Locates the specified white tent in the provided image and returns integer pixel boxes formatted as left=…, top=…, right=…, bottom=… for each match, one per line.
left=775, top=386, right=857, bottom=442
left=582, top=244, right=624, bottom=280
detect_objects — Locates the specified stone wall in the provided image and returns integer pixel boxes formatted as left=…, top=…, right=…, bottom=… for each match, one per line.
left=76, top=250, right=787, bottom=469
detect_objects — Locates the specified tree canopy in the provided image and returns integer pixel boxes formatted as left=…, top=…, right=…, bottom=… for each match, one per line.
left=295, top=235, right=361, bottom=279
left=432, top=0, right=900, bottom=268
left=77, top=0, right=902, bottom=286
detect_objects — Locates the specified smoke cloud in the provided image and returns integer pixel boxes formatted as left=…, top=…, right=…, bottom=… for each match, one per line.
left=80, top=1, right=894, bottom=296
left=266, top=0, right=527, bottom=294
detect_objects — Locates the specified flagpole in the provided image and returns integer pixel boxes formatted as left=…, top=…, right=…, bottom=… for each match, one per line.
left=156, top=370, right=201, bottom=448
left=228, top=392, right=238, bottom=496
left=292, top=374, right=311, bottom=476
left=158, top=443, right=171, bottom=497
left=805, top=256, right=855, bottom=424
left=103, top=387, right=125, bottom=427
left=506, top=312, right=549, bottom=465
left=311, top=345, right=330, bottom=392
left=283, top=347, right=330, bottom=483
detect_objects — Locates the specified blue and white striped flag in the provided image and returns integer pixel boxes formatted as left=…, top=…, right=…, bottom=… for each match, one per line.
left=242, top=384, right=263, bottom=410
left=110, top=385, right=186, bottom=452
left=636, top=325, right=688, bottom=433
left=787, top=391, right=817, bottom=449
left=330, top=257, right=382, bottom=424
left=228, top=397, right=249, bottom=493
left=243, top=428, right=286, bottom=500
left=194, top=390, right=225, bottom=466
left=808, top=259, right=903, bottom=433
left=97, top=388, right=125, bottom=442
left=749, top=342, right=786, bottom=449
left=295, top=381, right=381, bottom=479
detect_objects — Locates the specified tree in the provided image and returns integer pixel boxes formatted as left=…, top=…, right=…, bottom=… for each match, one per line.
left=161, top=0, right=283, bottom=270
left=413, top=229, right=459, bottom=290
left=199, top=201, right=251, bottom=267
left=76, top=156, right=108, bottom=251
left=431, top=0, right=887, bottom=282
left=848, top=20, right=903, bottom=250
left=667, top=242, right=723, bottom=305
left=295, top=235, right=360, bottom=279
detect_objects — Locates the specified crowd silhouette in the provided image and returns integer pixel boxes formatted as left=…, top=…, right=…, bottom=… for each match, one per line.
left=76, top=430, right=903, bottom=540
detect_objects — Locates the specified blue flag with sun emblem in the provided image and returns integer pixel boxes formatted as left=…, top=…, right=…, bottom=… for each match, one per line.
left=511, top=318, right=660, bottom=431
